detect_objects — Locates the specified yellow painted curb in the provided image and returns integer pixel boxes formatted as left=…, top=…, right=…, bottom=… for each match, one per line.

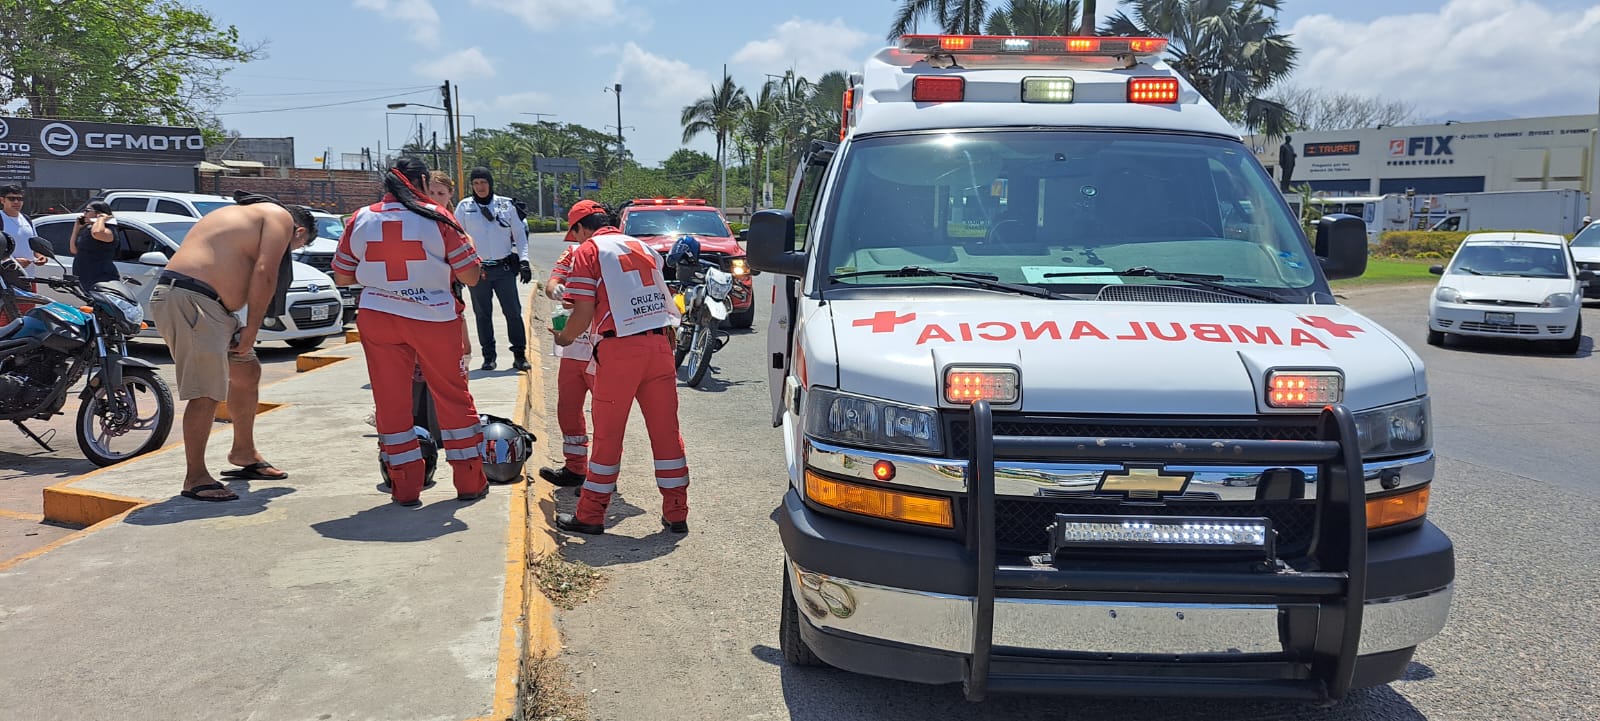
left=296, top=353, right=348, bottom=373
left=0, top=508, right=44, bottom=522
left=0, top=506, right=140, bottom=573
left=345, top=329, right=360, bottom=344
left=41, top=486, right=148, bottom=527
left=214, top=400, right=285, bottom=423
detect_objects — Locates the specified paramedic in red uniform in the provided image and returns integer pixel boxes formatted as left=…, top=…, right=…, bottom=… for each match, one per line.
left=552, top=199, right=690, bottom=534
left=332, top=157, right=489, bottom=507
left=538, top=241, right=594, bottom=489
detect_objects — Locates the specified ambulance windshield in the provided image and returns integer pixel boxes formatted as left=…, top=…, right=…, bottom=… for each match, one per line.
left=822, top=130, right=1322, bottom=297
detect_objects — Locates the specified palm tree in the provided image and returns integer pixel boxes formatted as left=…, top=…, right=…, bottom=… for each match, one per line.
left=1104, top=0, right=1298, bottom=137
left=985, top=0, right=1079, bottom=35
left=681, top=74, right=749, bottom=212
left=889, top=0, right=990, bottom=39
left=1081, top=0, right=1097, bottom=34
left=741, top=81, right=779, bottom=211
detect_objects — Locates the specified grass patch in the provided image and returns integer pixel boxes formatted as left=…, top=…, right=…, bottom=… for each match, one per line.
left=533, top=553, right=604, bottom=610
left=1331, top=258, right=1440, bottom=288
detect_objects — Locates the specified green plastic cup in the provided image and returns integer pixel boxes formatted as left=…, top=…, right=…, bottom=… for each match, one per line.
left=551, top=312, right=568, bottom=332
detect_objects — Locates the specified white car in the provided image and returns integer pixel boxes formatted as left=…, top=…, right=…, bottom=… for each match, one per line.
left=293, top=211, right=358, bottom=323
left=29, top=211, right=344, bottom=350
left=1426, top=231, right=1592, bottom=353
left=99, top=190, right=237, bottom=218
left=1569, top=222, right=1600, bottom=300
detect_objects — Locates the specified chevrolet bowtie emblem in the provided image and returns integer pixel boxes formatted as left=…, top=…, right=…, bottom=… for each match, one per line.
left=1097, top=466, right=1192, bottom=498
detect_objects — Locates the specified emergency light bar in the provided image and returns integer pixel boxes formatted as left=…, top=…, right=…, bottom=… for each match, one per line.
left=899, top=35, right=1169, bottom=58
left=1048, top=514, right=1274, bottom=557
left=633, top=198, right=707, bottom=205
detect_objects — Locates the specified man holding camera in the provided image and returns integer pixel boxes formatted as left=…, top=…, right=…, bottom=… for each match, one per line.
left=456, top=167, right=531, bottom=372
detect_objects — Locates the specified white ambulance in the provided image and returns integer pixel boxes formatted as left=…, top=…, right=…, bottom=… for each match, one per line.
left=747, top=35, right=1454, bottom=704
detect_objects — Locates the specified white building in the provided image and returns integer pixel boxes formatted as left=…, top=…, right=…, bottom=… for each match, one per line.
left=1246, top=114, right=1598, bottom=208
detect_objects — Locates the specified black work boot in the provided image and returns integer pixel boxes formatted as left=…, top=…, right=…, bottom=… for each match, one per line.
left=556, top=512, right=604, bottom=535
left=538, top=467, right=585, bottom=487
left=512, top=357, right=533, bottom=372
left=661, top=517, right=689, bottom=534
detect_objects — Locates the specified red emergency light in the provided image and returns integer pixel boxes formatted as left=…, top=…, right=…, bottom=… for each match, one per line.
left=912, top=76, right=965, bottom=102
left=900, top=35, right=1169, bottom=58
left=1127, top=76, right=1180, bottom=104
left=840, top=87, right=856, bottom=140
left=632, top=198, right=707, bottom=206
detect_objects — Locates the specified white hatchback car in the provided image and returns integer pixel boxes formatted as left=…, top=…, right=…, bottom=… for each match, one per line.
left=29, top=211, right=345, bottom=350
left=1569, top=221, right=1600, bottom=300
left=1426, top=232, right=1592, bottom=354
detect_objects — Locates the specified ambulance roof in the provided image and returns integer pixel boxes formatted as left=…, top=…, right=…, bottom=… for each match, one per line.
left=847, top=38, right=1240, bottom=141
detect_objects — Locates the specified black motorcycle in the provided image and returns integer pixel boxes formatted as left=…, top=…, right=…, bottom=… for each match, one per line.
left=0, top=234, right=173, bottom=466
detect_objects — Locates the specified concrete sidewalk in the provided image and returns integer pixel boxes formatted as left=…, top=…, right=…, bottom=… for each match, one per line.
left=0, top=305, right=540, bottom=721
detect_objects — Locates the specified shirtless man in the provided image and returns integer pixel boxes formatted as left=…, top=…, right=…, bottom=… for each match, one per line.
left=149, top=198, right=315, bottom=501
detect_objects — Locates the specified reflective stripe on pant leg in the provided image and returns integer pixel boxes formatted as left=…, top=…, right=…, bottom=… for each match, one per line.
left=557, top=357, right=591, bottom=473
left=636, top=334, right=690, bottom=522
left=361, top=309, right=427, bottom=501
left=577, top=335, right=646, bottom=526
left=413, top=315, right=488, bottom=495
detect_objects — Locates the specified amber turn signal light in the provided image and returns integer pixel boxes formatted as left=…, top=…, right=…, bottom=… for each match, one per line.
left=805, top=471, right=953, bottom=528
left=1367, top=485, right=1430, bottom=529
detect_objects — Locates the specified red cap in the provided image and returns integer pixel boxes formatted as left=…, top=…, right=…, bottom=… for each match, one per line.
left=564, top=199, right=607, bottom=242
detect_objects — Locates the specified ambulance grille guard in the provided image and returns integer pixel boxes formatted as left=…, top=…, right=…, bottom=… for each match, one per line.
left=961, top=400, right=1367, bottom=705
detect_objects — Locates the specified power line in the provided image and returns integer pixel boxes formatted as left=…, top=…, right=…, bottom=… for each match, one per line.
left=216, top=89, right=433, bottom=116
left=232, top=85, right=434, bottom=98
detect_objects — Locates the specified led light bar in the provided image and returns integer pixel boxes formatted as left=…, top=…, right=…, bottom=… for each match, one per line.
left=900, top=35, right=1170, bottom=58
left=944, top=366, right=1019, bottom=405
left=1048, top=514, right=1275, bottom=557
left=1266, top=370, right=1343, bottom=408
left=1021, top=77, right=1075, bottom=103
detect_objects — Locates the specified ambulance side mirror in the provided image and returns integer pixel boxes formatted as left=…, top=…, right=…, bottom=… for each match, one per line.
left=1314, top=213, right=1368, bottom=281
left=747, top=209, right=806, bottom=277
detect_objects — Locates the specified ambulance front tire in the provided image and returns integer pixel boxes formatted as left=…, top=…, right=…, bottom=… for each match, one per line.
left=780, top=566, right=826, bottom=667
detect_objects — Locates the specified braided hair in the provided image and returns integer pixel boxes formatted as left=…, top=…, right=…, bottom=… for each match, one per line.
left=386, top=157, right=463, bottom=234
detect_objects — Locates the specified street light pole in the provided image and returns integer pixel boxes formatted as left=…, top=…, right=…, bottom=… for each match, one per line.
left=604, top=84, right=624, bottom=155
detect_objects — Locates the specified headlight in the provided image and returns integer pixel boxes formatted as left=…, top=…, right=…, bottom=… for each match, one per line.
left=1434, top=286, right=1461, bottom=303
left=1540, top=292, right=1574, bottom=308
left=804, top=388, right=941, bottom=454
left=730, top=258, right=750, bottom=277
left=1353, top=398, right=1429, bottom=458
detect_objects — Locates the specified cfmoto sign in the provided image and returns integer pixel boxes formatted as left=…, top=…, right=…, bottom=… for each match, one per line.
left=40, top=122, right=80, bottom=156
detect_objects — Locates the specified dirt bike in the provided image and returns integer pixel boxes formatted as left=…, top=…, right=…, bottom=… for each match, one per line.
left=670, top=256, right=739, bottom=388
left=0, top=234, right=173, bottom=466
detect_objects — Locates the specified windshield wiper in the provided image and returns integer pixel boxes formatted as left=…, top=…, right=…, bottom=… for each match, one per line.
left=1042, top=266, right=1285, bottom=303
left=829, top=266, right=1064, bottom=299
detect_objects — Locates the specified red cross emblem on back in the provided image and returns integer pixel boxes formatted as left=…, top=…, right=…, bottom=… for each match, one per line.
left=618, top=240, right=658, bottom=286
left=367, top=220, right=428, bottom=282
left=1299, top=315, right=1364, bottom=339
left=853, top=311, right=917, bottom=333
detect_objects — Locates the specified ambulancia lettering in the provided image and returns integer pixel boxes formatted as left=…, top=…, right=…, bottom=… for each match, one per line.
left=871, top=315, right=1365, bottom=349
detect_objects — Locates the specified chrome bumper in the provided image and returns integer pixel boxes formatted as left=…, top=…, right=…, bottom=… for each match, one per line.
left=804, top=439, right=1434, bottom=500
left=789, top=560, right=1452, bottom=658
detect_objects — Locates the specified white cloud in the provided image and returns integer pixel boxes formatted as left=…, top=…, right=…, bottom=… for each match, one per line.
left=464, top=91, right=554, bottom=114
left=413, top=47, right=496, bottom=80
left=469, top=0, right=620, bottom=31
left=352, top=0, right=441, bottom=45
left=731, top=17, right=872, bottom=83
left=1287, top=0, right=1600, bottom=119
left=614, top=42, right=713, bottom=112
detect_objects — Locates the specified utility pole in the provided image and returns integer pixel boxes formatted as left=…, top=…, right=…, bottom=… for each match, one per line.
left=719, top=64, right=728, bottom=215
left=453, top=83, right=464, bottom=196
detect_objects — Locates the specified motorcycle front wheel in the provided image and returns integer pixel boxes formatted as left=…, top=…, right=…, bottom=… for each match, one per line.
left=76, top=366, right=175, bottom=467
left=681, top=312, right=717, bottom=387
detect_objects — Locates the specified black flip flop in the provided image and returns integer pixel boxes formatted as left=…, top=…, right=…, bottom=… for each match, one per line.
left=220, top=461, right=289, bottom=480
left=180, top=483, right=239, bottom=502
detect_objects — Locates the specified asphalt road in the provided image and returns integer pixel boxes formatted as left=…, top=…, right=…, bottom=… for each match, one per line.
left=524, top=230, right=1600, bottom=720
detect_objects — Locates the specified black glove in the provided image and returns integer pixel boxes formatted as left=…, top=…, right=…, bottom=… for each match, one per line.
left=518, top=259, right=532, bottom=284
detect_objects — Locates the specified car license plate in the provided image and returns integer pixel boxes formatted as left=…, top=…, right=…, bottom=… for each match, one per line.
left=311, top=305, right=330, bottom=321
left=1484, top=311, right=1514, bottom=325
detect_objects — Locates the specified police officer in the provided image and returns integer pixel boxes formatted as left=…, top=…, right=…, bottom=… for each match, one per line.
left=333, top=157, right=489, bottom=506
left=456, top=167, right=532, bottom=372
left=551, top=200, right=689, bottom=534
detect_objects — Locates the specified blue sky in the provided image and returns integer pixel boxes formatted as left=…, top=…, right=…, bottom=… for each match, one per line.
left=200, top=0, right=1600, bottom=169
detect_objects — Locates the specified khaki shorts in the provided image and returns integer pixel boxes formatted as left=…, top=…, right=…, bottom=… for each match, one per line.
left=150, top=284, right=254, bottom=402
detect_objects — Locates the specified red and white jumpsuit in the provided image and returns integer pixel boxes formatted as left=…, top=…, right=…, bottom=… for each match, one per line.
left=547, top=244, right=595, bottom=477
left=334, top=195, right=487, bottom=503
left=562, top=228, right=688, bottom=525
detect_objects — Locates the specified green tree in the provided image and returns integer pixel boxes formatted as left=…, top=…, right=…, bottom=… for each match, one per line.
left=680, top=75, right=749, bottom=211
left=1082, top=0, right=1098, bottom=33
left=986, top=0, right=1079, bottom=35
left=661, top=149, right=716, bottom=180
left=739, top=81, right=781, bottom=211
left=0, top=0, right=262, bottom=128
left=890, top=0, right=990, bottom=38
left=1104, top=0, right=1298, bottom=136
